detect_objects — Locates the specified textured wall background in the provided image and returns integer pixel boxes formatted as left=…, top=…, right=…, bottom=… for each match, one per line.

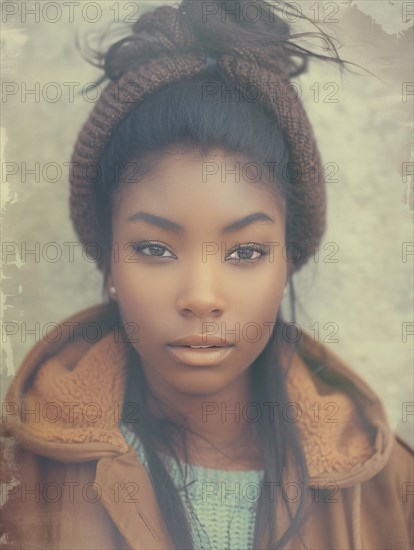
left=2, top=1, right=413, bottom=446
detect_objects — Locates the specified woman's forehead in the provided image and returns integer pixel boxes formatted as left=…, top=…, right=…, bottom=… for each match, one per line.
left=112, top=149, right=285, bottom=220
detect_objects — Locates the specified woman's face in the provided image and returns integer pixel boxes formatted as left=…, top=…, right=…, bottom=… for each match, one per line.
left=108, top=149, right=288, bottom=400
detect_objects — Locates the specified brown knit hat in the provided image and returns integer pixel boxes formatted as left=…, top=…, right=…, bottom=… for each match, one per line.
left=69, top=0, right=326, bottom=273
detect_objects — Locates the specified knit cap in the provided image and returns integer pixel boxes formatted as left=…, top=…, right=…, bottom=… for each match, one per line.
left=69, top=0, right=326, bottom=273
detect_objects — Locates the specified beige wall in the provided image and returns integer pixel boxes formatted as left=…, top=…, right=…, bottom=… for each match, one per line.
left=2, top=1, right=413, bottom=446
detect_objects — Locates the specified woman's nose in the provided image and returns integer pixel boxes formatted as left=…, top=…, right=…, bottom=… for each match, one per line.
left=175, top=260, right=227, bottom=319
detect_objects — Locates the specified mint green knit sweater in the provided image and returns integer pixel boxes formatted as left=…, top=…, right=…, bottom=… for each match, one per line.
left=120, top=422, right=264, bottom=550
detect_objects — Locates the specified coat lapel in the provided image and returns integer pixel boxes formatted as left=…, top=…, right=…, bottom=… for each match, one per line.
left=95, top=447, right=175, bottom=550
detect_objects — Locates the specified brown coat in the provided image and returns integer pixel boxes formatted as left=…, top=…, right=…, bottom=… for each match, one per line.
left=1, top=303, right=413, bottom=549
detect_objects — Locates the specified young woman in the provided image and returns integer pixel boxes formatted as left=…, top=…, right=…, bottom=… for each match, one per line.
left=2, top=1, right=413, bottom=549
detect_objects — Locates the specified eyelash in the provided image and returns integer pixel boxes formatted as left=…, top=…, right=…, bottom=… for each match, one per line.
left=130, top=240, right=270, bottom=263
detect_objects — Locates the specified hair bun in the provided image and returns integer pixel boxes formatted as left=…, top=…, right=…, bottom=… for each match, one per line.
left=102, top=1, right=303, bottom=82
left=131, top=5, right=197, bottom=51
left=85, top=0, right=346, bottom=84
left=99, top=5, right=197, bottom=81
left=179, top=0, right=299, bottom=76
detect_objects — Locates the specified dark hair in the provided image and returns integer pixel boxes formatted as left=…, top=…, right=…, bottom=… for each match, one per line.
left=78, top=1, right=353, bottom=547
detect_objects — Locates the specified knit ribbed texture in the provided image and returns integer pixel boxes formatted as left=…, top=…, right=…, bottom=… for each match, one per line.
left=69, top=1, right=326, bottom=273
left=120, top=422, right=264, bottom=550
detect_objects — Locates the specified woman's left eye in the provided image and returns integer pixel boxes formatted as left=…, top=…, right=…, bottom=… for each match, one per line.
left=226, top=244, right=270, bottom=262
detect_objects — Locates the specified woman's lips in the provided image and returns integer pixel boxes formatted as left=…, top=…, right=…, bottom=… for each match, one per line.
left=166, top=344, right=234, bottom=366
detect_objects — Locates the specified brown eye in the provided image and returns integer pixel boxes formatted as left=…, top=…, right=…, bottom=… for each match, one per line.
left=131, top=241, right=175, bottom=259
left=226, top=244, right=270, bottom=263
left=145, top=245, right=165, bottom=257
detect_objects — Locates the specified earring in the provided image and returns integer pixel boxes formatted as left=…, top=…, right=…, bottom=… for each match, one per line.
left=109, top=285, right=117, bottom=297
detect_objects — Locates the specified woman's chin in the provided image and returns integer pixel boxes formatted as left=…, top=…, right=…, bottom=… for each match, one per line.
left=165, top=371, right=233, bottom=398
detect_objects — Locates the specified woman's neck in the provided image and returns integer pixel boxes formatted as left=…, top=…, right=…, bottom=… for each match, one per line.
left=145, top=369, right=264, bottom=471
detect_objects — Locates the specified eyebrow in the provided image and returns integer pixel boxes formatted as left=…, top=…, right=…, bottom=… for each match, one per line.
left=127, top=211, right=275, bottom=233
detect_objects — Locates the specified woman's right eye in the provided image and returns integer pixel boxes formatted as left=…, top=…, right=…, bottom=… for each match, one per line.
left=131, top=240, right=176, bottom=259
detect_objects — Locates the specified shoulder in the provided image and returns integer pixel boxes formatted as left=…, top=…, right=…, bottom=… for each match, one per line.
left=360, top=433, right=413, bottom=494
left=1, top=436, right=99, bottom=495
left=360, top=435, right=414, bottom=548
left=361, top=434, right=413, bottom=525
left=0, top=440, right=97, bottom=549
left=375, top=434, right=414, bottom=484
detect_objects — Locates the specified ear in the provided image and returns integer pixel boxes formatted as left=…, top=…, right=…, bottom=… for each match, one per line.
left=106, top=273, right=117, bottom=300
left=106, top=272, right=112, bottom=292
